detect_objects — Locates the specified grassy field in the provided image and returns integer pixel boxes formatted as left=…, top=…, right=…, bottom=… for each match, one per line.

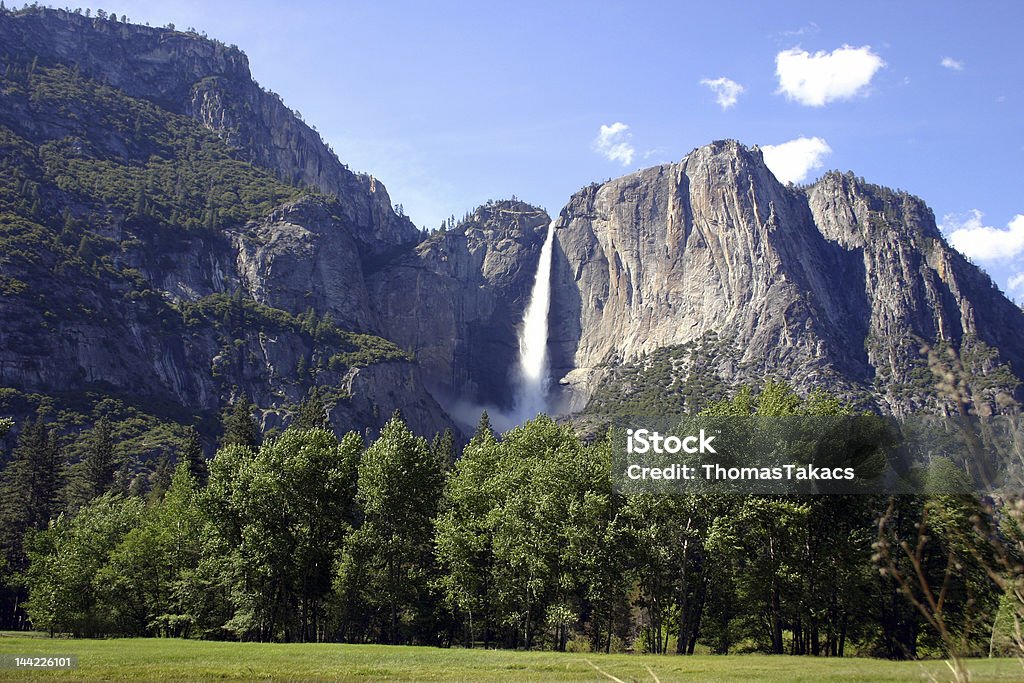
left=0, top=634, right=1021, bottom=682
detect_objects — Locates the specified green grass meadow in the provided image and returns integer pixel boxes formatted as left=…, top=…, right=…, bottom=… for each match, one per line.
left=1, top=635, right=1022, bottom=682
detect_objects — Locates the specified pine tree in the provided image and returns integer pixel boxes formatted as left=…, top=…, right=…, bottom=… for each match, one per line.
left=295, top=390, right=328, bottom=430
left=62, top=207, right=75, bottom=232
left=0, top=419, right=63, bottom=631
left=431, top=428, right=456, bottom=471
left=0, top=418, right=63, bottom=536
left=112, top=460, right=133, bottom=496
left=315, top=312, right=334, bottom=340
left=220, top=397, right=260, bottom=450
left=80, top=417, right=116, bottom=500
left=473, top=410, right=493, bottom=443
left=181, top=426, right=207, bottom=485
left=76, top=235, right=95, bottom=263
left=149, top=454, right=173, bottom=501
left=133, top=187, right=146, bottom=217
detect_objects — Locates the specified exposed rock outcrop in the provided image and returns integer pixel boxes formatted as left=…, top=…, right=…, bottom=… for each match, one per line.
left=233, top=197, right=376, bottom=331
left=550, top=140, right=1024, bottom=414
left=368, top=200, right=550, bottom=410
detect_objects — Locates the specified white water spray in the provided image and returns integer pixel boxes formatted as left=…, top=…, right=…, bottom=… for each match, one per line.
left=514, top=220, right=557, bottom=421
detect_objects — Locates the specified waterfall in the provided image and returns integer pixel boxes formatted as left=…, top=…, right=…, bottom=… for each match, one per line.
left=514, top=220, right=557, bottom=421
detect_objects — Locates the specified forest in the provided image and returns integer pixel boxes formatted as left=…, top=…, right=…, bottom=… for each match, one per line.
left=1, top=381, right=1021, bottom=666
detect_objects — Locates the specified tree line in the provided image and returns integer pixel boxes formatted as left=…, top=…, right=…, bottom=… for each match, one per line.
left=0, top=383, right=1020, bottom=659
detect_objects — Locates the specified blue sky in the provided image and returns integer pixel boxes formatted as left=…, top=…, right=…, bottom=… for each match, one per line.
left=103, top=1, right=1023, bottom=301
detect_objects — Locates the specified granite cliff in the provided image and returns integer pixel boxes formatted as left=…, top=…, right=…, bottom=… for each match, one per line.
left=549, top=141, right=1024, bottom=415
left=368, top=200, right=550, bottom=412
left=0, top=6, right=419, bottom=257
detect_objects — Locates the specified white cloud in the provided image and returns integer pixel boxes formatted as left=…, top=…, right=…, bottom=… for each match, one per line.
left=760, top=137, right=832, bottom=184
left=700, top=77, right=745, bottom=109
left=941, top=56, right=964, bottom=71
left=775, top=45, right=885, bottom=106
left=1008, top=273, right=1024, bottom=300
left=593, top=122, right=635, bottom=166
left=942, top=210, right=1024, bottom=261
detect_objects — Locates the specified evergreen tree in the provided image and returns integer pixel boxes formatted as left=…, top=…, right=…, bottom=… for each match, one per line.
left=112, top=460, right=134, bottom=497
left=220, top=397, right=260, bottom=451
left=149, top=454, right=173, bottom=501
left=315, top=313, right=334, bottom=340
left=76, top=235, right=95, bottom=263
left=295, top=390, right=328, bottom=430
left=0, top=418, right=62, bottom=540
left=0, top=420, right=63, bottom=629
left=473, top=411, right=493, bottom=443
left=430, top=428, right=456, bottom=472
left=80, top=417, right=117, bottom=500
left=133, top=187, right=146, bottom=217
left=181, top=426, right=207, bottom=486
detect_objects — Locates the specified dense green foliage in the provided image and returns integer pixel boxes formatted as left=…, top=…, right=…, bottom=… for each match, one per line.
left=2, top=382, right=1017, bottom=662
left=0, top=58, right=302, bottom=231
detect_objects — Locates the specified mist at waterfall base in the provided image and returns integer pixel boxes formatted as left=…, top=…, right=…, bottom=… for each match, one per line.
left=443, top=221, right=558, bottom=435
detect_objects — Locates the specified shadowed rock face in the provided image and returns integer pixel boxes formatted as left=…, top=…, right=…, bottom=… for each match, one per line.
left=368, top=201, right=550, bottom=411
left=549, top=140, right=1024, bottom=414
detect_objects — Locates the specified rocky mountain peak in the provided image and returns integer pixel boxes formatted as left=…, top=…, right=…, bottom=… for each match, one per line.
left=0, top=7, right=250, bottom=108
left=461, top=199, right=550, bottom=234
left=0, top=6, right=420, bottom=257
left=548, top=140, right=1024, bottom=415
